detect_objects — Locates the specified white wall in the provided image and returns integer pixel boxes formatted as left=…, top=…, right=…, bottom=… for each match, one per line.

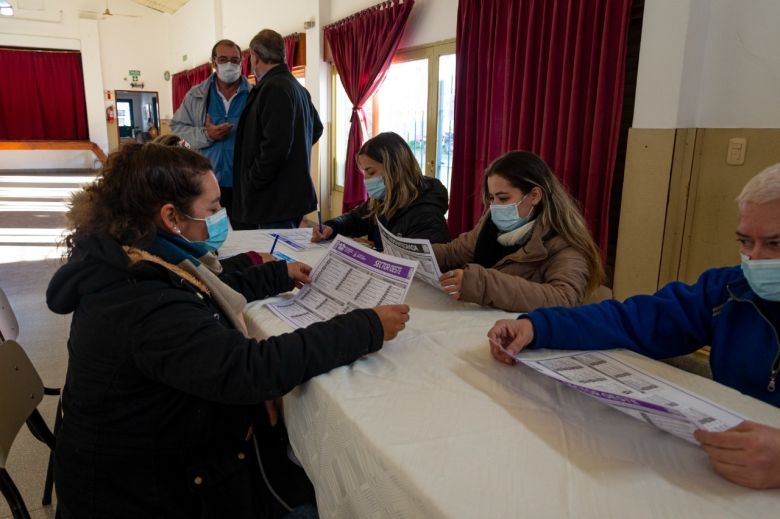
left=0, top=0, right=170, bottom=167
left=634, top=0, right=780, bottom=128
left=330, top=0, right=456, bottom=47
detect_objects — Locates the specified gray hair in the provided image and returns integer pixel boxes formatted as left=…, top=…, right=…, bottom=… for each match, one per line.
left=737, top=163, right=780, bottom=205
left=249, top=29, right=285, bottom=65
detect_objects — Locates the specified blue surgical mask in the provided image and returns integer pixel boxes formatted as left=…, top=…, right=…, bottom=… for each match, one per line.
left=741, top=254, right=780, bottom=301
left=490, top=195, right=530, bottom=233
left=185, top=208, right=229, bottom=252
left=364, top=176, right=386, bottom=200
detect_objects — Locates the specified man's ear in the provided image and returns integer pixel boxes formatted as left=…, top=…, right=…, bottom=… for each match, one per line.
left=158, top=203, right=181, bottom=234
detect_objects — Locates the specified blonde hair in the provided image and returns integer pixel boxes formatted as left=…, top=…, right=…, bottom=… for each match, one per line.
left=736, top=163, right=780, bottom=206
left=358, top=132, right=424, bottom=221
left=483, top=151, right=604, bottom=294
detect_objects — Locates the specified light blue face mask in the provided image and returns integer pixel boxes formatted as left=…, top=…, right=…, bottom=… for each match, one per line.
left=741, top=254, right=780, bottom=302
left=364, top=176, right=386, bottom=200
left=490, top=194, right=529, bottom=233
left=185, top=208, right=229, bottom=252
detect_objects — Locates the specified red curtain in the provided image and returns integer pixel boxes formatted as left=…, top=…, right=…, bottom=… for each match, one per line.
left=172, top=63, right=213, bottom=112
left=449, top=0, right=632, bottom=259
left=0, top=48, right=88, bottom=140
left=241, top=49, right=252, bottom=78
left=325, top=0, right=414, bottom=212
left=284, top=33, right=299, bottom=69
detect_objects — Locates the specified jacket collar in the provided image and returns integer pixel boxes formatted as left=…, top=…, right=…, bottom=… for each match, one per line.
left=477, top=213, right=553, bottom=266
left=727, top=269, right=760, bottom=302
left=255, top=63, right=290, bottom=85
left=193, top=73, right=251, bottom=98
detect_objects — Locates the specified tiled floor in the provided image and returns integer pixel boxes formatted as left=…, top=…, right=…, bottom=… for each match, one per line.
left=1, top=169, right=94, bottom=518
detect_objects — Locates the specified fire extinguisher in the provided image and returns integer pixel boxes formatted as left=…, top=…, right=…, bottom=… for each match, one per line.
left=106, top=105, right=115, bottom=123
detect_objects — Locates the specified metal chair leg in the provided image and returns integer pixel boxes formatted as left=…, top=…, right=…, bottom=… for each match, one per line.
left=42, top=397, right=62, bottom=506
left=0, top=468, right=32, bottom=519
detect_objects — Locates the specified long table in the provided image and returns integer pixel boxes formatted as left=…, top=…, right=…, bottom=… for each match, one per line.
left=222, top=230, right=780, bottom=518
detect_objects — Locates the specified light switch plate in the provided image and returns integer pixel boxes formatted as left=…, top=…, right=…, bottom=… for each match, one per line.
left=726, top=137, right=747, bottom=165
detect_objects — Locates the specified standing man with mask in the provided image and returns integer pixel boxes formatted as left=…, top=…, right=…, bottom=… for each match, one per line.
left=489, top=162, right=780, bottom=489
left=171, top=39, right=250, bottom=224
left=233, top=29, right=323, bottom=229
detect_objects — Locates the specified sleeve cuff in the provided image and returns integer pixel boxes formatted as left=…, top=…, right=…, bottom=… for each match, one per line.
left=245, top=251, right=264, bottom=265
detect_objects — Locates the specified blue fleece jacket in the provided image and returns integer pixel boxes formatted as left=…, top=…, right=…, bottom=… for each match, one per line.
left=527, top=266, right=780, bottom=408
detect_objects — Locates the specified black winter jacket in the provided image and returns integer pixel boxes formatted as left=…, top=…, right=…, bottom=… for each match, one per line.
left=326, top=176, right=451, bottom=251
left=46, top=233, right=383, bottom=518
left=232, top=64, right=323, bottom=224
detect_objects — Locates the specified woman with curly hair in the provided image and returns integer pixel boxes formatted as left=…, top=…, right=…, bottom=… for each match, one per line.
left=47, top=142, right=409, bottom=518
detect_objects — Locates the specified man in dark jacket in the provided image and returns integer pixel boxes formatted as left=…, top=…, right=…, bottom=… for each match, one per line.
left=233, top=29, right=323, bottom=229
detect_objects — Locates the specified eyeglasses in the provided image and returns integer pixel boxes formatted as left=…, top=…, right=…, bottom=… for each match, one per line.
left=215, top=56, right=241, bottom=65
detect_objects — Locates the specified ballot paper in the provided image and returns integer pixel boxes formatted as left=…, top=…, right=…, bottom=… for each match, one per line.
left=512, top=349, right=747, bottom=444
left=268, top=235, right=417, bottom=329
left=261, top=229, right=326, bottom=251
left=377, top=222, right=442, bottom=288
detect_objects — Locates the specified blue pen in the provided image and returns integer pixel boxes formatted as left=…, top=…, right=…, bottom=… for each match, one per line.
left=317, top=209, right=323, bottom=234
left=270, top=234, right=279, bottom=254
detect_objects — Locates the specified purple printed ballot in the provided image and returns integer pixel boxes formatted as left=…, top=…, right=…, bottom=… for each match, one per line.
left=269, top=236, right=417, bottom=329
left=512, top=350, right=746, bottom=444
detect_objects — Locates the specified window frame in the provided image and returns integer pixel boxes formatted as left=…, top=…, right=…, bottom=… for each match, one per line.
left=331, top=39, right=455, bottom=189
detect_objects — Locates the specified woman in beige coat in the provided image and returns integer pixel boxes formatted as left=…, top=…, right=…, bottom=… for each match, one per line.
left=433, top=151, right=604, bottom=312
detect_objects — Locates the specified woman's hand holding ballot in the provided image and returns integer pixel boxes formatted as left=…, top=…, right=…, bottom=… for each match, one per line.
left=287, top=262, right=313, bottom=288
left=439, top=269, right=465, bottom=300
left=373, top=304, right=410, bottom=340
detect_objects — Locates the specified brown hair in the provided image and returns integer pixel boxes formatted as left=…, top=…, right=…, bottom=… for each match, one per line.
left=64, top=143, right=213, bottom=255
left=483, top=151, right=604, bottom=293
left=358, top=132, right=425, bottom=222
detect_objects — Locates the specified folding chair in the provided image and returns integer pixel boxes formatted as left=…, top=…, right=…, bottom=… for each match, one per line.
left=0, top=288, right=61, bottom=508
left=0, top=340, right=57, bottom=519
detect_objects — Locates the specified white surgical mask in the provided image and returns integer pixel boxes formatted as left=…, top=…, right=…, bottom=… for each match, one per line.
left=216, top=62, right=241, bottom=84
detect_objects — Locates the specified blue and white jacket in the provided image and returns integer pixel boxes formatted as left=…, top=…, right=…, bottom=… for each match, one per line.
left=528, top=266, right=780, bottom=408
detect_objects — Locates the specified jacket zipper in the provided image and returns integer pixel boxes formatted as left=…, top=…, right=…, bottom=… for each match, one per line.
left=727, top=287, right=780, bottom=392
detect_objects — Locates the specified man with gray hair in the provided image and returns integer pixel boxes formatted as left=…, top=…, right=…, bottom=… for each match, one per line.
left=489, top=162, right=780, bottom=489
left=233, top=29, right=323, bottom=229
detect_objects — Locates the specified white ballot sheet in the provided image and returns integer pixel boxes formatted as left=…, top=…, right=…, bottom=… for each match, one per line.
left=268, top=236, right=417, bottom=329
left=512, top=349, right=747, bottom=443
left=262, top=229, right=326, bottom=251
left=377, top=222, right=442, bottom=288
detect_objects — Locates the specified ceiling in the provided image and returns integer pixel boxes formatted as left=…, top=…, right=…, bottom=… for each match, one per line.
left=130, top=0, right=189, bottom=14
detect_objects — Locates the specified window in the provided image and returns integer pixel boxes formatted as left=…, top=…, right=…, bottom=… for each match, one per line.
left=332, top=41, right=455, bottom=191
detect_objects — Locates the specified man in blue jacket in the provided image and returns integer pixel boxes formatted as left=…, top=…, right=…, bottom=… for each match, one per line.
left=488, top=163, right=780, bottom=489
left=171, top=39, right=251, bottom=224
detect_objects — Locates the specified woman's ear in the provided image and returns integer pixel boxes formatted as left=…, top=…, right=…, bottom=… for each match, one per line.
left=530, top=186, right=544, bottom=206
left=158, top=203, right=181, bottom=234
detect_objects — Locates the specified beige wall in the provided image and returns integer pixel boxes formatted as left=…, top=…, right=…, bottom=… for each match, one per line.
left=614, top=128, right=780, bottom=300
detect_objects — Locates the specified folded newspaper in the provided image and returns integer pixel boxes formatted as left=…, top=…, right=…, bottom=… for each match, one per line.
left=510, top=349, right=746, bottom=444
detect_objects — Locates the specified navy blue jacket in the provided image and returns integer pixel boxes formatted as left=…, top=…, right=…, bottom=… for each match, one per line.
left=528, top=266, right=780, bottom=407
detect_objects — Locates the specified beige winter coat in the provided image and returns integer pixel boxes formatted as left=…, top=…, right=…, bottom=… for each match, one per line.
left=432, top=215, right=590, bottom=312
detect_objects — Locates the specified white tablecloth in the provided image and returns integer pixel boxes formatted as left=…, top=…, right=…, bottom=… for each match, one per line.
left=223, top=231, right=780, bottom=518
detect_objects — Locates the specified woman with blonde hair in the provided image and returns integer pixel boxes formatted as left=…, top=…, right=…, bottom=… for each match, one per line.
left=312, top=131, right=450, bottom=250
left=434, top=150, right=604, bottom=312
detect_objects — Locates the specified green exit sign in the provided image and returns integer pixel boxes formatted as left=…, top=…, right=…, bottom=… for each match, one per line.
left=129, top=69, right=141, bottom=80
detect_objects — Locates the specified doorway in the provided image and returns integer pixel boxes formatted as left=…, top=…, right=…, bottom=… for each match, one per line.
left=113, top=90, right=160, bottom=146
